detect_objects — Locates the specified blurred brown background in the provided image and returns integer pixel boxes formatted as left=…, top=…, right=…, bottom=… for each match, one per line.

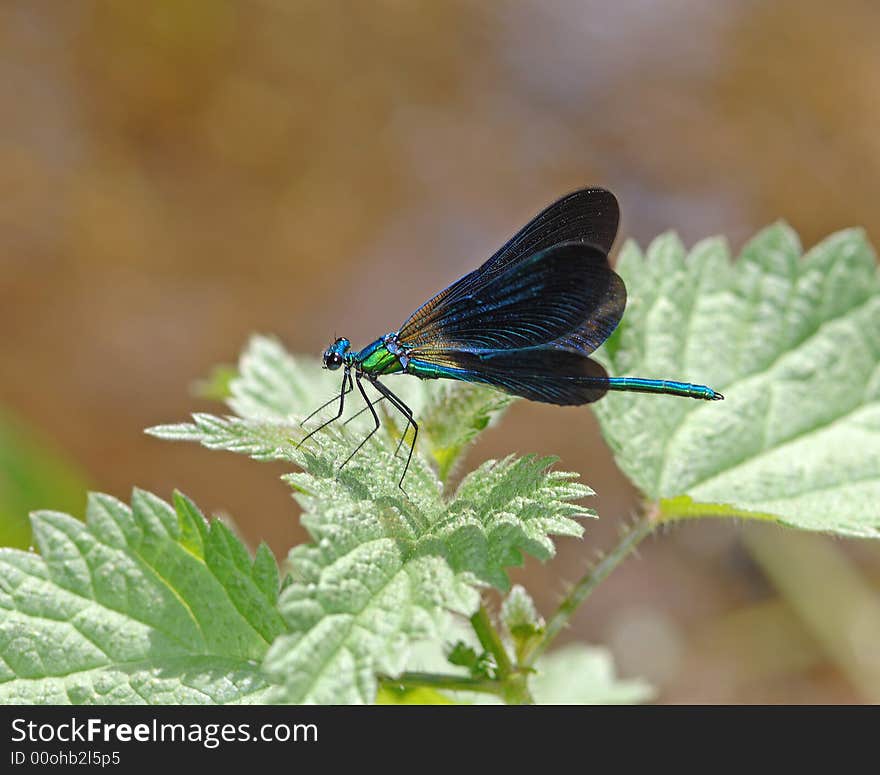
left=3, top=0, right=880, bottom=703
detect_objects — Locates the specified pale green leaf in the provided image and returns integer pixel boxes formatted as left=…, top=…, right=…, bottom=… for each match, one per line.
left=268, top=450, right=590, bottom=703
left=0, top=489, right=284, bottom=704
left=530, top=643, right=654, bottom=704
left=595, top=226, right=880, bottom=536
left=418, top=383, right=514, bottom=481
left=501, top=584, right=544, bottom=661
left=501, top=584, right=544, bottom=634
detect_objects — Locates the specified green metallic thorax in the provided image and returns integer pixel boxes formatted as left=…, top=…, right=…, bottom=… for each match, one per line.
left=351, top=333, right=469, bottom=382
left=352, top=337, right=405, bottom=376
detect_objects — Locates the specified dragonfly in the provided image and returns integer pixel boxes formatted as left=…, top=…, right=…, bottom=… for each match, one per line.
left=299, top=188, right=723, bottom=489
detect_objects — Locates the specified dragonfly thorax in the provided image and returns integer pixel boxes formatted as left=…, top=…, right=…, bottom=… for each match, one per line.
left=322, top=337, right=351, bottom=371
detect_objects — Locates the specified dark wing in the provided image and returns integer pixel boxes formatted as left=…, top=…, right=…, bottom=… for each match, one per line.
left=398, top=188, right=620, bottom=344
left=483, top=187, right=619, bottom=273
left=399, top=241, right=625, bottom=355
left=410, top=346, right=611, bottom=406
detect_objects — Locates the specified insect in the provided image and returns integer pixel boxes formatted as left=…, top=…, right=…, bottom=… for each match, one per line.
left=300, top=188, right=723, bottom=489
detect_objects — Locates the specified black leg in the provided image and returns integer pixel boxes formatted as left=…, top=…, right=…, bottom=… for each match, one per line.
left=300, top=371, right=353, bottom=427
left=337, top=373, right=382, bottom=471
left=296, top=370, right=352, bottom=448
left=368, top=377, right=418, bottom=491
left=341, top=393, right=406, bottom=455
left=389, top=399, right=415, bottom=458
left=342, top=394, right=386, bottom=425
left=343, top=395, right=409, bottom=462
left=300, top=394, right=338, bottom=427
left=393, top=419, right=412, bottom=459
left=347, top=381, right=413, bottom=458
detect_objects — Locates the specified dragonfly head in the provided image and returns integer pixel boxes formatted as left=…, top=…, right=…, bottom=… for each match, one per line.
left=322, top=337, right=350, bottom=371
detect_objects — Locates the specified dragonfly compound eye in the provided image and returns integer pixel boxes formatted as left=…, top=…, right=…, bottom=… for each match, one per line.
left=324, top=352, right=343, bottom=370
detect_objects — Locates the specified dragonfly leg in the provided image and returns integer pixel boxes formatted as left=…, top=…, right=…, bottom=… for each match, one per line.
left=337, top=372, right=382, bottom=472
left=300, top=371, right=353, bottom=427
left=391, top=408, right=414, bottom=459
left=300, top=395, right=337, bottom=427
left=350, top=381, right=413, bottom=457
left=296, top=370, right=353, bottom=448
left=341, top=390, right=408, bottom=458
left=368, top=377, right=418, bottom=491
left=342, top=394, right=386, bottom=425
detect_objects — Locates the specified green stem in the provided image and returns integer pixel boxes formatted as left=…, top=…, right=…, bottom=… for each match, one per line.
left=522, top=512, right=656, bottom=667
left=470, top=605, right=514, bottom=677
left=470, top=604, right=534, bottom=704
left=379, top=671, right=500, bottom=695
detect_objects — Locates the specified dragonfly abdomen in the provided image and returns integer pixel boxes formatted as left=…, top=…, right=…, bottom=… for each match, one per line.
left=605, top=377, right=723, bottom=401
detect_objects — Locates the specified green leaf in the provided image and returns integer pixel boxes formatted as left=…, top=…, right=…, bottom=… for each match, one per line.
left=530, top=644, right=654, bottom=704
left=375, top=685, right=456, bottom=704
left=418, top=383, right=513, bottom=482
left=150, top=336, right=594, bottom=702
left=594, top=226, right=880, bottom=536
left=191, top=363, right=237, bottom=402
left=501, top=585, right=544, bottom=661
left=447, top=640, right=492, bottom=678
left=501, top=584, right=544, bottom=634
left=268, top=452, right=589, bottom=703
left=0, top=489, right=285, bottom=704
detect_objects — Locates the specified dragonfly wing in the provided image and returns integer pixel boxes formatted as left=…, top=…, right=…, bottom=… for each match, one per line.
left=409, top=346, right=611, bottom=405
left=483, top=187, right=619, bottom=272
left=398, top=241, right=625, bottom=355
left=398, top=188, right=619, bottom=343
